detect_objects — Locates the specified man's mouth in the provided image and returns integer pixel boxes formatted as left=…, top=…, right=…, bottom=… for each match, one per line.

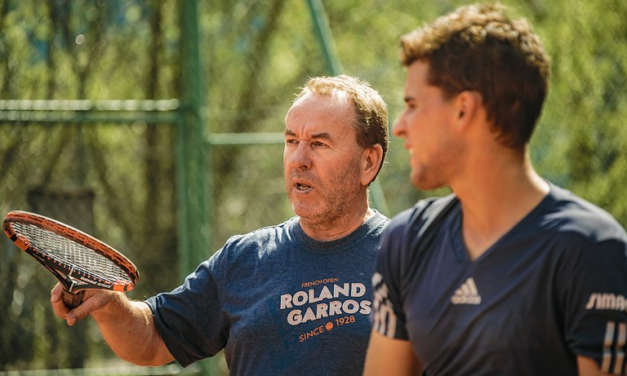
left=296, top=182, right=312, bottom=191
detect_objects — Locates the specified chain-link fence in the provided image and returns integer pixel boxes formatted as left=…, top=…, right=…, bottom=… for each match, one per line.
left=0, top=0, right=184, bottom=371
left=2, top=0, right=627, bottom=375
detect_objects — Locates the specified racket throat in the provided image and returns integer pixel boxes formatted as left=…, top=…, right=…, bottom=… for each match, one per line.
left=55, top=269, right=85, bottom=308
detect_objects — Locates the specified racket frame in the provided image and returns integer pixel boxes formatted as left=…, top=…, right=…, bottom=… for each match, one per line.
left=3, top=211, right=139, bottom=307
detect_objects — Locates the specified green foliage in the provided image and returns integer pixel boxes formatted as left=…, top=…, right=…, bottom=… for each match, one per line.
left=529, top=0, right=627, bottom=223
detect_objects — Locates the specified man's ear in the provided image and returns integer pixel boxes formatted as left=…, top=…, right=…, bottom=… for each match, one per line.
left=455, top=91, right=481, bottom=130
left=361, top=144, right=384, bottom=186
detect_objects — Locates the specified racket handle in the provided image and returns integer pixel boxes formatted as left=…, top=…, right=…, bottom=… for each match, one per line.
left=62, top=289, right=84, bottom=308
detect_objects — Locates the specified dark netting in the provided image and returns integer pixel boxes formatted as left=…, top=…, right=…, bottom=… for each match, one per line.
left=8, top=221, right=133, bottom=285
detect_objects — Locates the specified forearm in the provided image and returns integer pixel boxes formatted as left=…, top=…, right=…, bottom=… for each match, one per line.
left=578, top=356, right=613, bottom=376
left=363, top=331, right=421, bottom=376
left=91, top=293, right=174, bottom=366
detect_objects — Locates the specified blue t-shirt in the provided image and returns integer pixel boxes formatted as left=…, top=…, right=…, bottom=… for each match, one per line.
left=146, top=212, right=389, bottom=376
left=373, top=184, right=627, bottom=375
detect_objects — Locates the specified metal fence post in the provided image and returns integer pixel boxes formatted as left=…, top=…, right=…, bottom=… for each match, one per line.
left=179, top=1, right=212, bottom=375
left=179, top=0, right=210, bottom=275
left=305, top=0, right=390, bottom=216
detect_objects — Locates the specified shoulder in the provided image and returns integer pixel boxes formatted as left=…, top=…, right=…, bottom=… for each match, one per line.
left=226, top=218, right=293, bottom=246
left=379, top=194, right=458, bottom=267
left=211, top=217, right=298, bottom=265
left=385, top=193, right=458, bottom=239
left=543, top=185, right=627, bottom=245
left=367, top=210, right=391, bottom=235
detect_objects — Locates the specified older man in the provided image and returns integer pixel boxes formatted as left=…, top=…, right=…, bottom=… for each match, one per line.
left=52, top=75, right=390, bottom=376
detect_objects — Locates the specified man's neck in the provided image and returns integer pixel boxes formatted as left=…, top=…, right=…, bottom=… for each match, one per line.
left=299, top=207, right=375, bottom=242
left=453, top=156, right=549, bottom=261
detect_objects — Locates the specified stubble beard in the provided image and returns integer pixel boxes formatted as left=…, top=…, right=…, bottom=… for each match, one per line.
left=287, top=160, right=364, bottom=227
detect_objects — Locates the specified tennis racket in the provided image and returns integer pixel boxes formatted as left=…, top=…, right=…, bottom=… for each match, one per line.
left=3, top=210, right=139, bottom=308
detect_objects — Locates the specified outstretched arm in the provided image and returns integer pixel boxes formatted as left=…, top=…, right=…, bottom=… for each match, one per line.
left=363, top=330, right=422, bottom=376
left=51, top=283, right=174, bottom=366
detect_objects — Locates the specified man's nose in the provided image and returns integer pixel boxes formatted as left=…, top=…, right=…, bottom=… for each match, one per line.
left=287, top=142, right=312, bottom=169
left=392, top=116, right=407, bottom=138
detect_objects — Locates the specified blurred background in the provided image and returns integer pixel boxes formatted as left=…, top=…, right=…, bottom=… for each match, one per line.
left=1, top=0, right=626, bottom=375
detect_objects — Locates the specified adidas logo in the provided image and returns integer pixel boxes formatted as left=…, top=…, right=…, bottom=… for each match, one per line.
left=451, top=277, right=481, bottom=305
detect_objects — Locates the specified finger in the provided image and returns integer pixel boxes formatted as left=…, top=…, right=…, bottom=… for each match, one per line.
left=66, top=290, right=113, bottom=326
left=50, top=283, right=70, bottom=321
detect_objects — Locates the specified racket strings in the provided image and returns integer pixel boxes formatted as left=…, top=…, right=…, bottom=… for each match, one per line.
left=12, top=222, right=132, bottom=284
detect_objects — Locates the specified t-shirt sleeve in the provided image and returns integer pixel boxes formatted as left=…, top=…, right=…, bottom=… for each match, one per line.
left=560, top=237, right=627, bottom=373
left=371, top=211, right=413, bottom=340
left=144, top=249, right=229, bottom=367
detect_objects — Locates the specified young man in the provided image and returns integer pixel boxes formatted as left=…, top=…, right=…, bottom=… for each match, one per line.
left=364, top=3, right=627, bottom=376
left=51, top=75, right=390, bottom=376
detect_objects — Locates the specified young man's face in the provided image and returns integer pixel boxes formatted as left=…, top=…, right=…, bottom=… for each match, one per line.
left=393, top=61, right=463, bottom=190
left=283, top=92, right=367, bottom=225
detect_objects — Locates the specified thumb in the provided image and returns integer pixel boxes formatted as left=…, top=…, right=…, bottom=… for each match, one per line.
left=65, top=305, right=84, bottom=327
left=50, top=283, right=71, bottom=321
left=66, top=290, right=112, bottom=326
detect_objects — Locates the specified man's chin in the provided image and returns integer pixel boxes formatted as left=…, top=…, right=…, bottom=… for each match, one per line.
left=411, top=174, right=446, bottom=191
left=291, top=204, right=324, bottom=221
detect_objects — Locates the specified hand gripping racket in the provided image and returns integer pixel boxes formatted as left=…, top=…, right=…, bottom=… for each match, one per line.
left=3, top=210, right=139, bottom=308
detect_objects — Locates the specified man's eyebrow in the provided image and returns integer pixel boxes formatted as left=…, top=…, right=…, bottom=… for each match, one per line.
left=311, top=132, right=332, bottom=141
left=283, top=129, right=333, bottom=141
left=403, top=95, right=415, bottom=103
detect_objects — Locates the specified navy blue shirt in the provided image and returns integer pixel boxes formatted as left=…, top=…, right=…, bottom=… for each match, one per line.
left=373, top=184, right=627, bottom=375
left=146, top=212, right=389, bottom=376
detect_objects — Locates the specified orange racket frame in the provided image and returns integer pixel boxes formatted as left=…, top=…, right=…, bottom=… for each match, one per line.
left=3, top=210, right=139, bottom=307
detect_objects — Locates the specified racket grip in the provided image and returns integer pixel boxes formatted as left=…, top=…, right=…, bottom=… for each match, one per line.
left=62, top=289, right=84, bottom=308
